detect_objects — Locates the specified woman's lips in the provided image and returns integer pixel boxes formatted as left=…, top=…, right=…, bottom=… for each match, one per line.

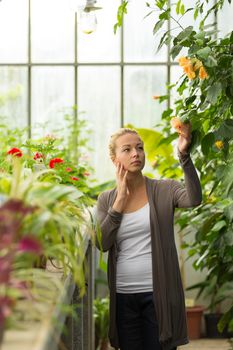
left=130, top=160, right=141, bottom=165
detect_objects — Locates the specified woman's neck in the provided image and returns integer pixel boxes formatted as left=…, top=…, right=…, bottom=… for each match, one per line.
left=126, top=172, right=145, bottom=192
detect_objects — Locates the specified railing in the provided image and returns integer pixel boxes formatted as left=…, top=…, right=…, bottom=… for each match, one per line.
left=1, top=237, right=95, bottom=350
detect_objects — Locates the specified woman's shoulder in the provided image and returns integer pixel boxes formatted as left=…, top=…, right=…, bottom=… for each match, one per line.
left=97, top=187, right=117, bottom=205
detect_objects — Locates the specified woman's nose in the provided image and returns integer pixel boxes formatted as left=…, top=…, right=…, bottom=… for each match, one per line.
left=131, top=148, right=139, bottom=157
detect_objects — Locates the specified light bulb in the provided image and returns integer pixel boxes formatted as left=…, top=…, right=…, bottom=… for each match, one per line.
left=79, top=11, right=97, bottom=34
left=69, top=0, right=87, bottom=12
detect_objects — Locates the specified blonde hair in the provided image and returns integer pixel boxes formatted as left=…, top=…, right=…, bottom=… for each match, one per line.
left=109, top=128, right=140, bottom=160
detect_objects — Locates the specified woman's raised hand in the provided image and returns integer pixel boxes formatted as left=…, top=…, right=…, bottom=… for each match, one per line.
left=177, top=122, right=192, bottom=154
left=112, top=162, right=129, bottom=213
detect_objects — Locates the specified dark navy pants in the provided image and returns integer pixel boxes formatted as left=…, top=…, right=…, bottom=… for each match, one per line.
left=116, top=292, right=177, bottom=350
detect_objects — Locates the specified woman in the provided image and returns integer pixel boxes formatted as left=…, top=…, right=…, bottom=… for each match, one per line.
left=96, top=125, right=202, bottom=350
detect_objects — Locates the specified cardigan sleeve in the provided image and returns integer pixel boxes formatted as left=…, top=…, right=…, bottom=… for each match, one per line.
left=96, top=191, right=123, bottom=252
left=170, top=150, right=202, bottom=208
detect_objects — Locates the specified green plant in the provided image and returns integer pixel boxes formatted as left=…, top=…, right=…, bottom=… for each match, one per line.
left=93, top=297, right=109, bottom=350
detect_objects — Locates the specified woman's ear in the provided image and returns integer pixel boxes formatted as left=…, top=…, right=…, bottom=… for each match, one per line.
left=111, top=156, right=117, bottom=166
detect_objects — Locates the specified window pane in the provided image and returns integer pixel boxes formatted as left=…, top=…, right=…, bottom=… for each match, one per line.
left=78, top=0, right=120, bottom=63
left=31, top=0, right=74, bottom=63
left=218, top=1, right=233, bottom=37
left=124, top=1, right=167, bottom=62
left=0, top=67, right=28, bottom=127
left=170, top=65, right=186, bottom=107
left=124, top=66, right=167, bottom=128
left=31, top=67, right=74, bottom=135
left=78, top=67, right=120, bottom=181
left=0, top=0, right=28, bottom=63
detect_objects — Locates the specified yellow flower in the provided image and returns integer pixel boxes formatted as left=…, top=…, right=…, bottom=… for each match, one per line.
left=199, top=66, right=209, bottom=80
left=178, top=56, right=196, bottom=80
left=178, top=57, right=190, bottom=67
left=215, top=140, right=224, bottom=150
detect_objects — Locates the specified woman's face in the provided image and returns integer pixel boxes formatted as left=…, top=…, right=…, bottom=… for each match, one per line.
left=113, top=133, right=145, bottom=172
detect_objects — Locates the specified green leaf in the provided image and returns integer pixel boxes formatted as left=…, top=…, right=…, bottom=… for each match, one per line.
left=212, top=220, right=226, bottom=232
left=201, top=132, right=215, bottom=156
left=153, top=19, right=165, bottom=35
left=194, top=7, right=199, bottom=20
left=196, top=46, right=211, bottom=59
left=217, top=119, right=233, bottom=139
left=189, top=130, right=202, bottom=153
left=170, top=45, right=183, bottom=60
left=205, top=55, right=218, bottom=67
left=230, top=31, right=233, bottom=43
left=175, top=26, right=193, bottom=44
left=207, top=82, right=222, bottom=104
left=159, top=9, right=170, bottom=20
left=176, top=0, right=181, bottom=14
left=180, top=3, right=185, bottom=15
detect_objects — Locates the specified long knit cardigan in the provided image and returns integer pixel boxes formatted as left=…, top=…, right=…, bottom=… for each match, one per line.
left=96, top=152, right=202, bottom=350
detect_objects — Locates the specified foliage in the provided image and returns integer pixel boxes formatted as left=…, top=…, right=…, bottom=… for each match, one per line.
left=94, top=297, right=109, bottom=349
left=114, top=0, right=128, bottom=34
left=115, top=0, right=233, bottom=332
left=0, top=113, right=96, bottom=331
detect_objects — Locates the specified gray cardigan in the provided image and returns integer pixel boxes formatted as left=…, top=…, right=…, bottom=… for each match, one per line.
left=96, top=152, right=202, bottom=350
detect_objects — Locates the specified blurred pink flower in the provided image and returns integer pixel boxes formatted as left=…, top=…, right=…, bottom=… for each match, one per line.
left=18, top=236, right=42, bottom=255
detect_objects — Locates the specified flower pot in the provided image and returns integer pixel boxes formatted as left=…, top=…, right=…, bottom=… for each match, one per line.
left=205, top=313, right=233, bottom=338
left=186, top=305, right=204, bottom=339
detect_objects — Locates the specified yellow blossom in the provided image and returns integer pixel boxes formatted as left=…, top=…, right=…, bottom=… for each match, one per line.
left=199, top=66, right=209, bottom=80
left=215, top=140, right=224, bottom=150
left=178, top=56, right=196, bottom=80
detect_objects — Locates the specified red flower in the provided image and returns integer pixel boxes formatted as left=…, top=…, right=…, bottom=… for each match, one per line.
left=66, top=167, right=72, bottom=172
left=33, top=152, right=44, bottom=160
left=49, top=158, right=64, bottom=168
left=18, top=236, right=42, bottom=255
left=71, top=176, right=79, bottom=181
left=83, top=172, right=90, bottom=177
left=7, top=148, right=23, bottom=157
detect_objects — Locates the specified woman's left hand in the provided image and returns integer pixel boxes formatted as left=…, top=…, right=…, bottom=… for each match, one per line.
left=177, top=121, right=192, bottom=154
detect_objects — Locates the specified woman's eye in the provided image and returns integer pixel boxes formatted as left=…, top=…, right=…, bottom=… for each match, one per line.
left=123, top=149, right=129, bottom=152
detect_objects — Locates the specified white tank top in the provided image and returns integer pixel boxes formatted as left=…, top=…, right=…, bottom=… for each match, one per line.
left=116, top=203, right=153, bottom=293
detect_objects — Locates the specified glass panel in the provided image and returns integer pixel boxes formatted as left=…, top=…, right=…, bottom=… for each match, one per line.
left=170, top=65, right=186, bottom=107
left=0, top=0, right=28, bottom=63
left=124, top=66, right=167, bottom=128
left=31, top=0, right=75, bottom=62
left=78, top=0, right=121, bottom=63
left=31, top=67, right=74, bottom=136
left=0, top=67, right=28, bottom=128
left=78, top=66, right=120, bottom=182
left=124, top=1, right=167, bottom=62
left=218, top=1, right=233, bottom=37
